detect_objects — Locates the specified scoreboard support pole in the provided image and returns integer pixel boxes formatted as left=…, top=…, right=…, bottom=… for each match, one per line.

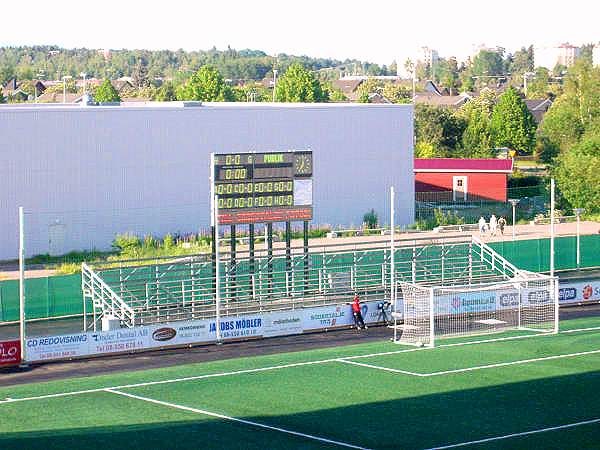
left=249, top=224, right=255, bottom=274
left=285, top=221, right=292, bottom=273
left=230, top=225, right=236, bottom=301
left=267, top=223, right=273, bottom=294
left=211, top=225, right=217, bottom=296
left=303, top=221, right=309, bottom=293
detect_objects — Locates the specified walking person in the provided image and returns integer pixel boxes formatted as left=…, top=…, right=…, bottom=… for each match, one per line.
left=351, top=293, right=367, bottom=331
left=489, top=214, right=498, bottom=237
left=498, top=216, right=507, bottom=235
left=478, top=216, right=487, bottom=235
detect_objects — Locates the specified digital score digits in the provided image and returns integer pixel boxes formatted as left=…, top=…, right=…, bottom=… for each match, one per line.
left=211, top=150, right=313, bottom=224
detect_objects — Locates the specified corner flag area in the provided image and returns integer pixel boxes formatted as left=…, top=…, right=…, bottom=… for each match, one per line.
left=2, top=315, right=600, bottom=449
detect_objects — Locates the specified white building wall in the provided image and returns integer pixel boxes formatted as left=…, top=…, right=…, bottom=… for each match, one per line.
left=593, top=44, right=600, bottom=67
left=0, top=102, right=414, bottom=259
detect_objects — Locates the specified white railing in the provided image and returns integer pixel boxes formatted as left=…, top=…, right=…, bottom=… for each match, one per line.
left=82, top=262, right=136, bottom=329
left=471, top=236, right=522, bottom=279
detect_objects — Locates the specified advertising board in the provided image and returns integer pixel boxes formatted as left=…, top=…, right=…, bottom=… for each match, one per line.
left=26, top=333, right=89, bottom=361
left=208, top=315, right=264, bottom=340
left=263, top=311, right=303, bottom=338
left=146, top=320, right=211, bottom=348
left=559, top=280, right=600, bottom=304
left=0, top=340, right=20, bottom=366
left=88, top=328, right=149, bottom=355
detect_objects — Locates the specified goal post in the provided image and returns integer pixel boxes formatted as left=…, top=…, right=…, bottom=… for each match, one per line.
left=395, top=275, right=558, bottom=347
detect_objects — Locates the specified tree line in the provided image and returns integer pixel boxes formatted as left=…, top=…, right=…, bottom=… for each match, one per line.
left=0, top=45, right=393, bottom=86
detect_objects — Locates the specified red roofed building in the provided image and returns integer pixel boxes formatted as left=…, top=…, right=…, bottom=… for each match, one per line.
left=414, top=158, right=513, bottom=202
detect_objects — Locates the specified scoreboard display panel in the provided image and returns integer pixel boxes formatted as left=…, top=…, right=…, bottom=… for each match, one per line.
left=211, top=150, right=313, bottom=224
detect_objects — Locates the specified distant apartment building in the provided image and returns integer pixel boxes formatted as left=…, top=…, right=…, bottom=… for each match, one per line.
left=397, top=46, right=439, bottom=78
left=420, top=47, right=439, bottom=67
left=534, top=43, right=581, bottom=70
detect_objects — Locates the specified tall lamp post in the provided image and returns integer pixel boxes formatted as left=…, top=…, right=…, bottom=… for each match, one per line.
left=508, top=199, right=520, bottom=241
left=272, top=69, right=278, bottom=102
left=523, top=71, right=536, bottom=97
left=573, top=208, right=585, bottom=269
left=62, top=75, right=72, bottom=103
left=80, top=72, right=87, bottom=94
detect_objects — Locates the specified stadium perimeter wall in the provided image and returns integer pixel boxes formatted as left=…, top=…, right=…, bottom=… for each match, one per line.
left=0, top=102, right=414, bottom=261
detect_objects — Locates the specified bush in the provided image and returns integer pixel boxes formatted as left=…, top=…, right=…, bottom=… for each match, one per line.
left=112, top=233, right=141, bottom=252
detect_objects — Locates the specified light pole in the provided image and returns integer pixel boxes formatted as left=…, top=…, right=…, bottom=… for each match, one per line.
left=272, top=69, right=278, bottom=102
left=573, top=208, right=585, bottom=269
left=508, top=199, right=520, bottom=241
left=80, top=72, right=87, bottom=94
left=523, top=71, right=535, bottom=97
left=62, top=75, right=72, bottom=103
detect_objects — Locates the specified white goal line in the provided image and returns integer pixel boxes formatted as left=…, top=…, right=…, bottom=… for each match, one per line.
left=1, top=325, right=599, bottom=406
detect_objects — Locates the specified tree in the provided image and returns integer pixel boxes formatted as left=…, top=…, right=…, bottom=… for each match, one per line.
left=94, top=79, right=121, bottom=102
left=0, top=87, right=5, bottom=104
left=462, top=108, right=494, bottom=157
left=132, top=57, right=150, bottom=88
left=472, top=50, right=504, bottom=77
left=457, top=88, right=497, bottom=156
left=490, top=87, right=536, bottom=153
left=553, top=133, right=600, bottom=211
left=274, top=63, right=328, bottom=102
left=414, top=105, right=467, bottom=157
left=539, top=59, right=600, bottom=152
left=510, top=46, right=534, bottom=75
left=178, top=66, right=234, bottom=101
left=153, top=81, right=178, bottom=101
left=322, top=82, right=347, bottom=102
left=382, top=83, right=411, bottom=104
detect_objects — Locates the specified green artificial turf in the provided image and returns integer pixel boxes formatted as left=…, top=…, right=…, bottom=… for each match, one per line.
left=1, top=316, right=599, bottom=449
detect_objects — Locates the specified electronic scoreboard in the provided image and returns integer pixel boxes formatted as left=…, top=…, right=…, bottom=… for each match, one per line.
left=210, top=150, right=313, bottom=224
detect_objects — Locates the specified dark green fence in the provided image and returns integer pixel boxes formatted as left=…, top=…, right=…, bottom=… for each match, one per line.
left=489, top=235, right=600, bottom=273
left=1, top=234, right=599, bottom=324
left=0, top=274, right=83, bottom=323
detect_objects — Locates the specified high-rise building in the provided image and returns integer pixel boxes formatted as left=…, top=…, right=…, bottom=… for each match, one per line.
left=534, top=43, right=581, bottom=70
left=397, top=47, right=439, bottom=78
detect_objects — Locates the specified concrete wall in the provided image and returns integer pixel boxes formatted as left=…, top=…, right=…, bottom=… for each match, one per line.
left=0, top=102, right=414, bottom=259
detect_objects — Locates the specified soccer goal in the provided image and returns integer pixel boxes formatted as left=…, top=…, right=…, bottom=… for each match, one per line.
left=394, top=275, right=559, bottom=347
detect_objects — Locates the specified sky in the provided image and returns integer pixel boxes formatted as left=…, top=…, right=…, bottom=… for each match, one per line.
left=2, top=0, right=598, bottom=65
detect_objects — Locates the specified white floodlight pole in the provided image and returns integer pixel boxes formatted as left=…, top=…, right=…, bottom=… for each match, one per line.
left=214, top=195, right=222, bottom=344
left=80, top=72, right=87, bottom=94
left=19, top=207, right=26, bottom=363
left=550, top=179, right=555, bottom=277
left=62, top=75, right=72, bottom=103
left=508, top=199, right=520, bottom=241
left=390, top=186, right=395, bottom=316
left=272, top=69, right=278, bottom=102
left=574, top=208, right=584, bottom=269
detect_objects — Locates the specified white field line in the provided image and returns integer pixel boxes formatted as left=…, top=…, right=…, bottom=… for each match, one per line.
left=0, top=347, right=426, bottom=405
left=1, top=325, right=599, bottom=405
left=424, top=417, right=600, bottom=450
left=562, top=326, right=600, bottom=334
left=345, top=348, right=600, bottom=378
left=421, top=348, right=600, bottom=377
left=336, top=359, right=426, bottom=377
left=105, top=389, right=370, bottom=450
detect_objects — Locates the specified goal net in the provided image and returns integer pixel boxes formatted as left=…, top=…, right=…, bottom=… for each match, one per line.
left=394, top=276, right=558, bottom=347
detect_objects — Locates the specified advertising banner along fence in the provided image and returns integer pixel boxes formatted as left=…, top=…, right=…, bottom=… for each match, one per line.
left=0, top=340, right=21, bottom=366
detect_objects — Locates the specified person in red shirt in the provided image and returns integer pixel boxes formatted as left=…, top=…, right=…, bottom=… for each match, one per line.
left=351, top=293, right=367, bottom=331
